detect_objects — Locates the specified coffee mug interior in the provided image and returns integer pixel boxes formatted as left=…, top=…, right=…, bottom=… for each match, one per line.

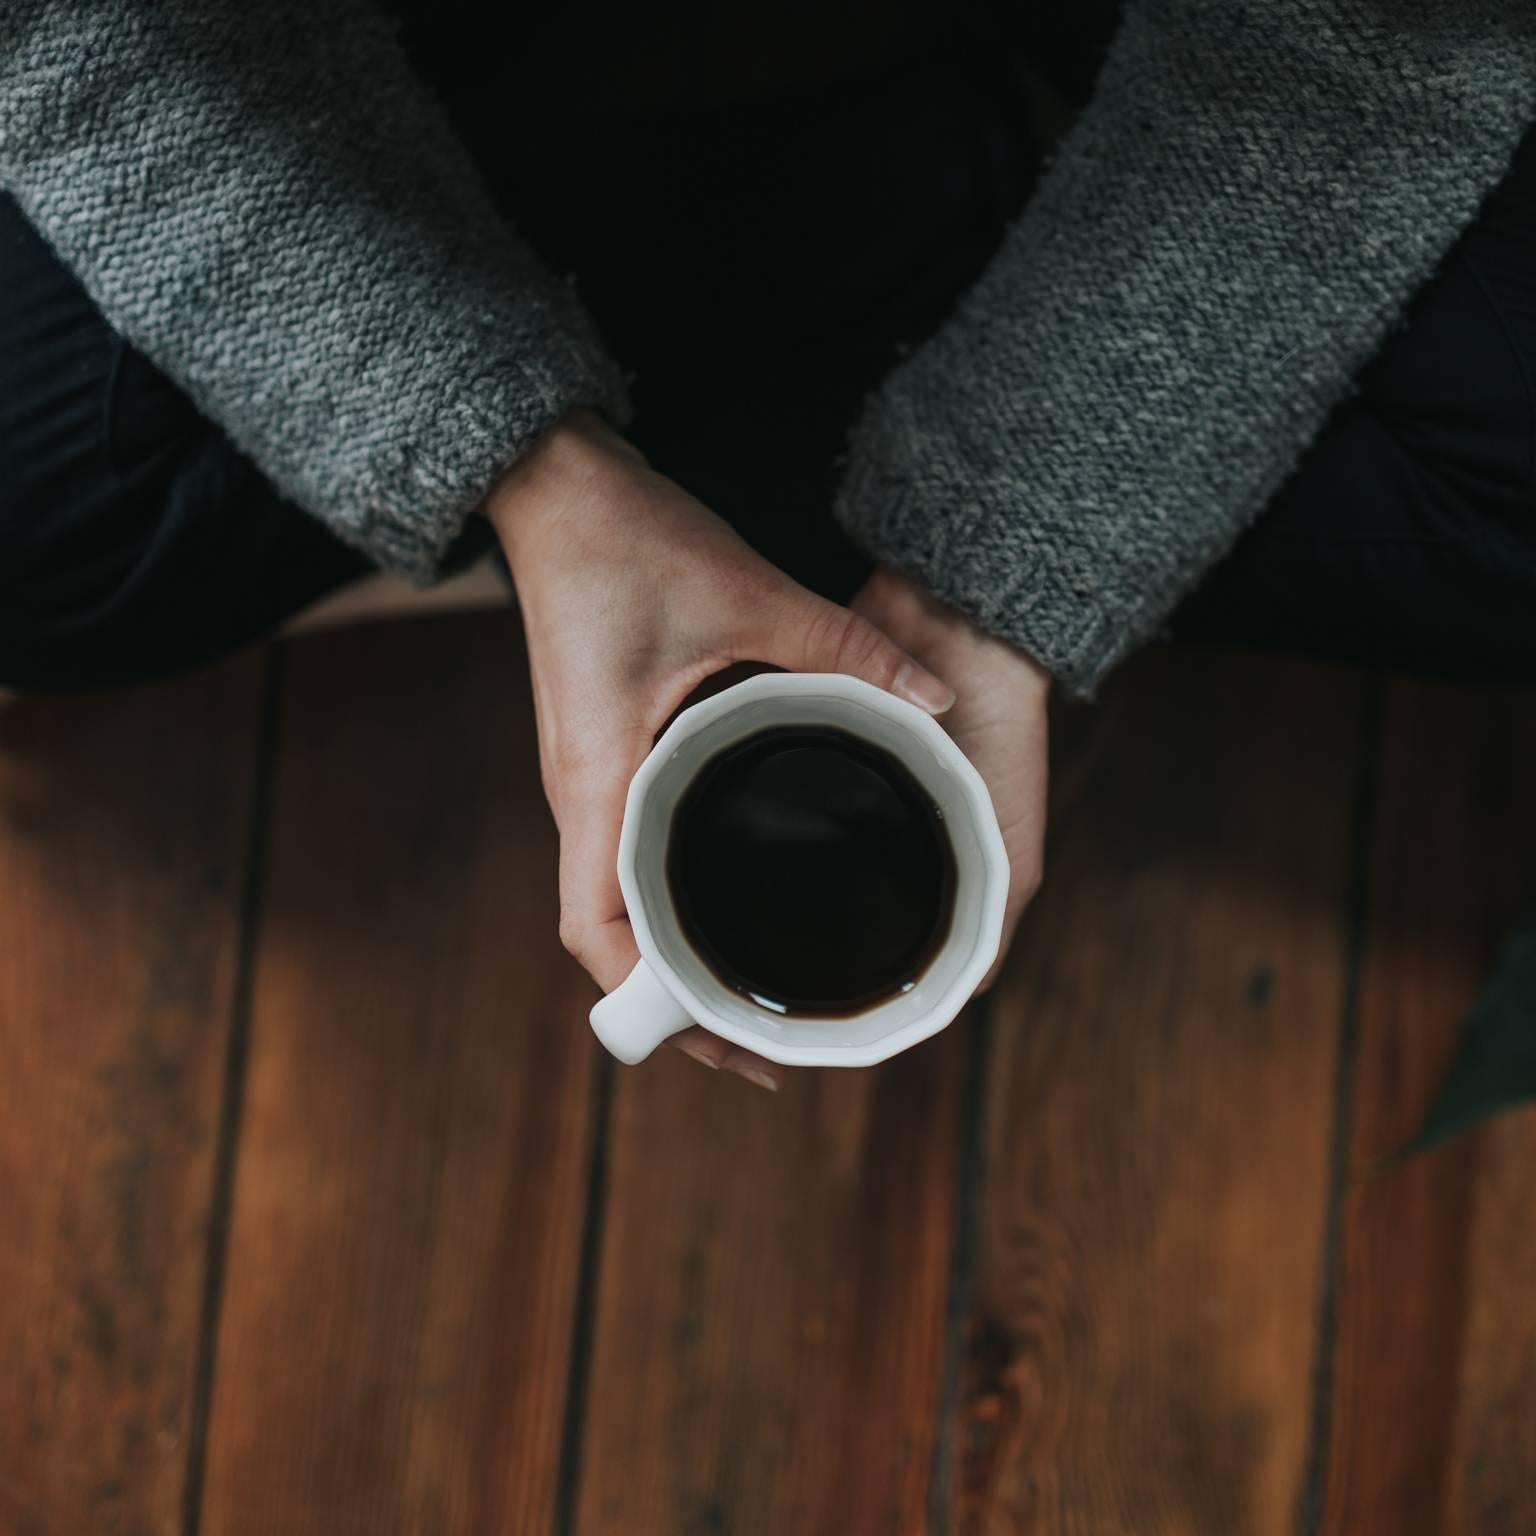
left=629, top=687, right=995, bottom=1052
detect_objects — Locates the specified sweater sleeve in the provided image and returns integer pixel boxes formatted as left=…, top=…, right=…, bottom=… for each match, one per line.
left=833, top=0, right=1536, bottom=696
left=0, top=0, right=631, bottom=581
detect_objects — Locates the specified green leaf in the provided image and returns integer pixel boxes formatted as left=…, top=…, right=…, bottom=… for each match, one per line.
left=1409, top=912, right=1536, bottom=1156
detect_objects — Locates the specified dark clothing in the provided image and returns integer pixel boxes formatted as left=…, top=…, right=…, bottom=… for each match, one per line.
left=1172, top=120, right=1536, bottom=680
left=0, top=199, right=382, bottom=690
left=1, top=26, right=1534, bottom=689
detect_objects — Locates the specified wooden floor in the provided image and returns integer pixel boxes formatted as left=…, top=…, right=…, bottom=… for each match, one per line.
left=2, top=612, right=1533, bottom=1536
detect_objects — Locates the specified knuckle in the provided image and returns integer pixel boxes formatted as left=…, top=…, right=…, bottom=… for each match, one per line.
left=539, top=756, right=563, bottom=811
left=545, top=738, right=606, bottom=814
left=801, top=601, right=856, bottom=665
left=557, top=908, right=589, bottom=962
left=849, top=626, right=897, bottom=682
left=813, top=606, right=892, bottom=680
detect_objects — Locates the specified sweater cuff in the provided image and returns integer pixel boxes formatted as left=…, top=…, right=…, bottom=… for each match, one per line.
left=834, top=0, right=1536, bottom=699
left=835, top=404, right=1121, bottom=698
left=346, top=290, right=633, bottom=584
left=0, top=0, right=633, bottom=585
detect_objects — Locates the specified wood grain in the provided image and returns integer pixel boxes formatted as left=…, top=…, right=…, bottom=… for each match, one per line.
left=1445, top=1107, right=1536, bottom=1536
left=959, top=648, right=1368, bottom=1536
left=573, top=1017, right=972, bottom=1534
left=1319, top=680, right=1536, bottom=1536
left=0, top=660, right=264, bottom=1536
left=197, top=616, right=600, bottom=1536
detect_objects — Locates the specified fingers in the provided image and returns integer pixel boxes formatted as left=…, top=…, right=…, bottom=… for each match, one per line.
left=963, top=713, right=1048, bottom=996
left=669, top=1026, right=783, bottom=1091
left=553, top=737, right=786, bottom=1090
left=552, top=734, right=648, bottom=995
left=742, top=592, right=956, bottom=715
left=550, top=719, right=788, bottom=1096
left=975, top=861, right=1042, bottom=994
left=975, top=831, right=1042, bottom=994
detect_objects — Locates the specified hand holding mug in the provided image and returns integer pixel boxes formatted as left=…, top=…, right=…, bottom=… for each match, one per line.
left=585, top=671, right=1011, bottom=1071
left=486, top=409, right=958, bottom=1088
left=851, top=565, right=1050, bottom=993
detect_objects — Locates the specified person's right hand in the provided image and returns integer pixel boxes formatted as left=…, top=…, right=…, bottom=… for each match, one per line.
left=485, top=408, right=958, bottom=1091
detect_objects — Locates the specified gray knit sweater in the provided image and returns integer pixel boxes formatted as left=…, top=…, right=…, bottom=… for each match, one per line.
left=3, top=1, right=1534, bottom=694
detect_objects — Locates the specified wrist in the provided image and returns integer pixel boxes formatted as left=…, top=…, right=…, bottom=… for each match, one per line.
left=483, top=406, right=643, bottom=558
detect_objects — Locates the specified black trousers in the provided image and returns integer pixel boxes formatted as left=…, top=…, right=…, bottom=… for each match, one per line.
left=2, top=25, right=1534, bottom=691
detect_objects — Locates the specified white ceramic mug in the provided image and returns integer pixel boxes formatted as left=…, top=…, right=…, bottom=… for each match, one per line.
left=589, top=671, right=1009, bottom=1067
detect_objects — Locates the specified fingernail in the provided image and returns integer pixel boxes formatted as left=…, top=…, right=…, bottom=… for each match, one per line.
left=893, top=662, right=957, bottom=716
left=677, top=1041, right=720, bottom=1070
left=736, top=1065, right=780, bottom=1093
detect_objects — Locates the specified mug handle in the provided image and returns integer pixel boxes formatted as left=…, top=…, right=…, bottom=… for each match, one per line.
left=590, top=959, right=695, bottom=1064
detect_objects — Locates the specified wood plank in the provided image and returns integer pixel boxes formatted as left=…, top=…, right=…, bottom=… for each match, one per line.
left=1319, top=680, right=1536, bottom=1536
left=196, top=614, right=601, bottom=1536
left=0, top=659, right=265, bottom=1536
left=960, top=648, right=1367, bottom=1535
left=574, top=1009, right=972, bottom=1533
left=1445, top=1108, right=1536, bottom=1536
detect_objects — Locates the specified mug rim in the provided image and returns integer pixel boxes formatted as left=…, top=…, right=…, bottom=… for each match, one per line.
left=615, top=671, right=1010, bottom=1067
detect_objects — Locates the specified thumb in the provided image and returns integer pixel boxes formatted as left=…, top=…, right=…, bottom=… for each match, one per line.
left=747, top=591, right=957, bottom=715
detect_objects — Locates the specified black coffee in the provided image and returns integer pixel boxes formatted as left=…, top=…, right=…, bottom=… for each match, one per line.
left=666, top=725, right=957, bottom=1016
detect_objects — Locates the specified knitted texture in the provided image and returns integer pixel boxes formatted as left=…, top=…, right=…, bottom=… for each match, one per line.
left=3, top=3, right=1533, bottom=642
left=0, top=0, right=631, bottom=581
left=834, top=0, right=1536, bottom=695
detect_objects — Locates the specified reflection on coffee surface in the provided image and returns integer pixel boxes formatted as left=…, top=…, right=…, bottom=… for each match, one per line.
left=666, top=725, right=957, bottom=1016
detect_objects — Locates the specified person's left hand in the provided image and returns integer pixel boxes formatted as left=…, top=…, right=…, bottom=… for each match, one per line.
left=852, top=563, right=1050, bottom=992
